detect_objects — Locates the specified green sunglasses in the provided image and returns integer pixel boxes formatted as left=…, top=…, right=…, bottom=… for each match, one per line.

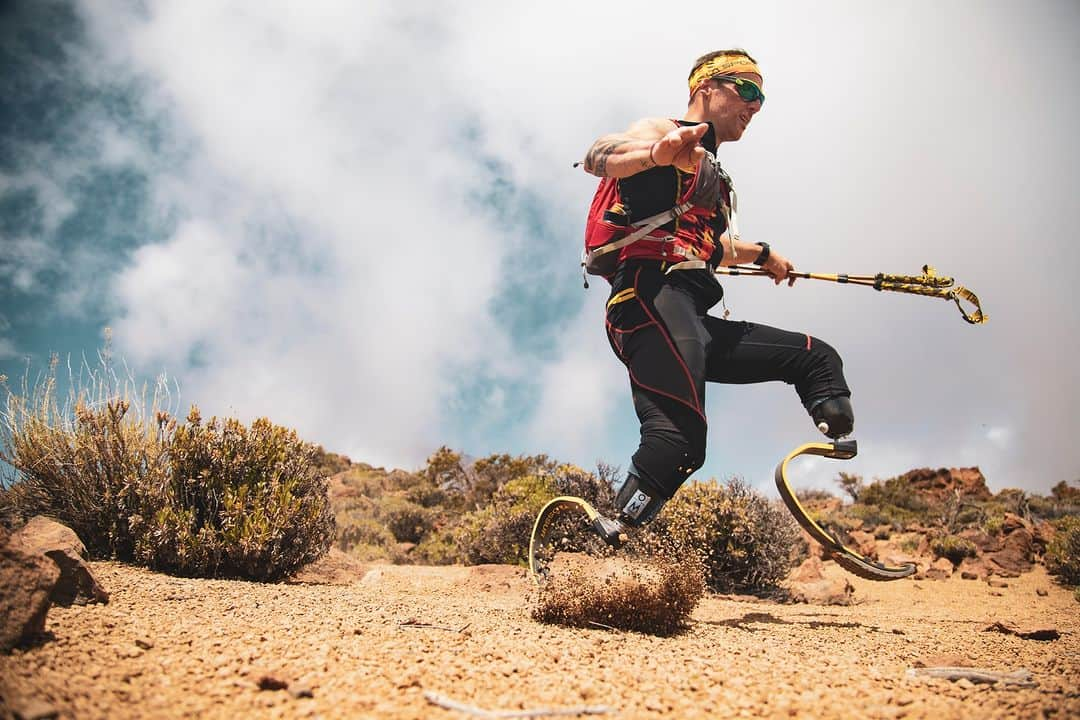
left=713, top=75, right=765, bottom=105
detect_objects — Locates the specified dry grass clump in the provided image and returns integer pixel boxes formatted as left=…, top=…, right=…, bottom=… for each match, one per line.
left=532, top=548, right=705, bottom=636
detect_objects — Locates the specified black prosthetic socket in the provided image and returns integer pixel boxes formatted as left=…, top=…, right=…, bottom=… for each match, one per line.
left=613, top=471, right=669, bottom=528
left=810, top=395, right=855, bottom=439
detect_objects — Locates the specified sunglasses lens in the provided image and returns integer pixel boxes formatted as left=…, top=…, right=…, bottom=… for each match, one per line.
left=737, top=81, right=763, bottom=103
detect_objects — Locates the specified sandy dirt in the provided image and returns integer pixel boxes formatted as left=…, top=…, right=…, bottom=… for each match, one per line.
left=1, top=558, right=1077, bottom=719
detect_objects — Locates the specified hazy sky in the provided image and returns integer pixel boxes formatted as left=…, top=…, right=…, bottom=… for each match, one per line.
left=2, top=0, right=1078, bottom=495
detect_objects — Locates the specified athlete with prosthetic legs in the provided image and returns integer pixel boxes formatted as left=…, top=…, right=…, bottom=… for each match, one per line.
left=581, top=49, right=854, bottom=545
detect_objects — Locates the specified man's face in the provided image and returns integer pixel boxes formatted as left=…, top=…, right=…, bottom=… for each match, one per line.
left=706, top=71, right=764, bottom=142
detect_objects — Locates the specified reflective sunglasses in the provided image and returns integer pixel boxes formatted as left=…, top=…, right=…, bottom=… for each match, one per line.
left=713, top=75, right=765, bottom=105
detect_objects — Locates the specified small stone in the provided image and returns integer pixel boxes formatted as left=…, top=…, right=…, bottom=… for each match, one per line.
left=135, top=638, right=154, bottom=650
left=961, top=571, right=978, bottom=580
left=289, top=683, right=314, bottom=699
left=984, top=621, right=1060, bottom=641
left=987, top=579, right=1008, bottom=589
left=11, top=698, right=59, bottom=720
left=989, top=591, right=1004, bottom=597
left=1036, top=588, right=1048, bottom=597
left=257, top=675, right=289, bottom=691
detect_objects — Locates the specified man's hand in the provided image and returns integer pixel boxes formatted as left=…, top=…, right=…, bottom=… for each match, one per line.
left=761, top=250, right=796, bottom=286
left=649, top=123, right=709, bottom=172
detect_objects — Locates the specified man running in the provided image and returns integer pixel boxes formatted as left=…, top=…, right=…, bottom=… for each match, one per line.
left=581, top=49, right=854, bottom=539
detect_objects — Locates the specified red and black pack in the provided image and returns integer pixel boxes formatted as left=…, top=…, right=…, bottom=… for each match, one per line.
left=582, top=177, right=630, bottom=278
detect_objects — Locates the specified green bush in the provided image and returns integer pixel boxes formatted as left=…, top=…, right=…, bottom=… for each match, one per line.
left=311, top=445, right=352, bottom=477
left=653, top=478, right=799, bottom=594
left=983, top=513, right=1005, bottom=536
left=1, top=361, right=333, bottom=581
left=141, top=408, right=335, bottom=580
left=930, top=535, right=977, bottom=564
left=412, top=529, right=460, bottom=565
left=451, top=474, right=557, bottom=565
left=338, top=518, right=397, bottom=561
left=421, top=447, right=557, bottom=512
left=376, top=494, right=433, bottom=543
left=1045, top=516, right=1080, bottom=587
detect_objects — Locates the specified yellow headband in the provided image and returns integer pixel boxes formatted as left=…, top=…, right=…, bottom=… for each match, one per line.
left=688, top=55, right=762, bottom=95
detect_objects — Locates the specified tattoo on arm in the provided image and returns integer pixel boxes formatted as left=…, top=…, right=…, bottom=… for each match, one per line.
left=584, top=139, right=628, bottom=176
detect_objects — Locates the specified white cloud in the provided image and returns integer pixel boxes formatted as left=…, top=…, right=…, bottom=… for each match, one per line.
left=47, top=0, right=1080, bottom=490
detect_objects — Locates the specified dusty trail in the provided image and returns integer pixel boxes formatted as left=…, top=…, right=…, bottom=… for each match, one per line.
left=2, top=559, right=1077, bottom=719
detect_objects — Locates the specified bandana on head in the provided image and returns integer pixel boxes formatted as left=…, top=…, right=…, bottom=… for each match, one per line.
left=688, top=54, right=762, bottom=96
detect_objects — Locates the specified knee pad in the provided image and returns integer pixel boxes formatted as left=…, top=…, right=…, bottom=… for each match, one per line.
left=810, top=395, right=854, bottom=439
left=611, top=468, right=670, bottom=527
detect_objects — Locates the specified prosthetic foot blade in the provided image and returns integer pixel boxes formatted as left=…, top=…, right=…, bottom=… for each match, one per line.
left=775, top=440, right=915, bottom=582
left=528, top=496, right=603, bottom=585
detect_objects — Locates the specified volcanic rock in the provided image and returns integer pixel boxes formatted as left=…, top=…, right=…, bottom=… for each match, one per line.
left=986, top=528, right=1035, bottom=575
left=9, top=516, right=87, bottom=559
left=895, top=467, right=991, bottom=504
left=846, top=530, right=878, bottom=559
left=921, top=557, right=955, bottom=581
left=788, top=575, right=855, bottom=606
left=958, top=529, right=1002, bottom=554
left=790, top=555, right=825, bottom=583
left=1001, top=512, right=1031, bottom=534
left=10, top=516, right=108, bottom=606
left=958, top=557, right=992, bottom=581
left=1, top=539, right=60, bottom=651
left=1032, top=521, right=1056, bottom=550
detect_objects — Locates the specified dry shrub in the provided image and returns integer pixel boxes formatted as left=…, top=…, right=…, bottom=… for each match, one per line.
left=532, top=546, right=705, bottom=636
left=338, top=518, right=397, bottom=561
left=450, top=474, right=557, bottom=565
left=930, top=534, right=977, bottom=564
left=0, top=358, right=333, bottom=581
left=376, top=494, right=434, bottom=543
left=144, top=408, right=335, bottom=580
left=311, top=445, right=352, bottom=477
left=422, top=447, right=557, bottom=511
left=655, top=478, right=799, bottom=594
left=1046, top=516, right=1080, bottom=587
left=0, top=364, right=171, bottom=557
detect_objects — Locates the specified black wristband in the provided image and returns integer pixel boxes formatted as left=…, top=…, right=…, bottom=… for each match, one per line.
left=754, top=242, right=771, bottom=265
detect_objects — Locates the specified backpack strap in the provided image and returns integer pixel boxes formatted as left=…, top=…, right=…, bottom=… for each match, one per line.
left=581, top=201, right=693, bottom=285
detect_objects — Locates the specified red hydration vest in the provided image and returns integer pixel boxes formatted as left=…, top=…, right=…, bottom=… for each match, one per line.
left=582, top=156, right=729, bottom=282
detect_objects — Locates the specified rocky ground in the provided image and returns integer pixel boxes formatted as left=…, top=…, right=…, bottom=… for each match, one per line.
left=2, top=553, right=1077, bottom=720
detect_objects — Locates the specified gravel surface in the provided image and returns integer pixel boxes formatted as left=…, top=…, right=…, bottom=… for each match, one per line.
left=1, top=559, right=1077, bottom=719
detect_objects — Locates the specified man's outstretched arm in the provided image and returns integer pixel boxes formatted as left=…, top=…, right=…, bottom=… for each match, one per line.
left=583, top=120, right=709, bottom=178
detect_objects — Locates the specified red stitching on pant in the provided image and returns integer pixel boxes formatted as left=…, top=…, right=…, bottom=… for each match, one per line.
left=632, top=267, right=705, bottom=416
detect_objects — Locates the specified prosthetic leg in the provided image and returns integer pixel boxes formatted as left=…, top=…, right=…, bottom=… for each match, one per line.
left=774, top=439, right=915, bottom=581
left=528, top=398, right=914, bottom=584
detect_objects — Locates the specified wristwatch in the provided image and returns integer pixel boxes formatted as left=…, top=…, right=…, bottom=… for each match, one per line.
left=754, top=242, right=771, bottom=265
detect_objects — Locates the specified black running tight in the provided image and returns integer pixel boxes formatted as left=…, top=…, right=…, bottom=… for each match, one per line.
left=605, top=261, right=851, bottom=499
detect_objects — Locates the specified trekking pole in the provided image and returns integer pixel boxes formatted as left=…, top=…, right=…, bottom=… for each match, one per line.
left=714, top=264, right=987, bottom=324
